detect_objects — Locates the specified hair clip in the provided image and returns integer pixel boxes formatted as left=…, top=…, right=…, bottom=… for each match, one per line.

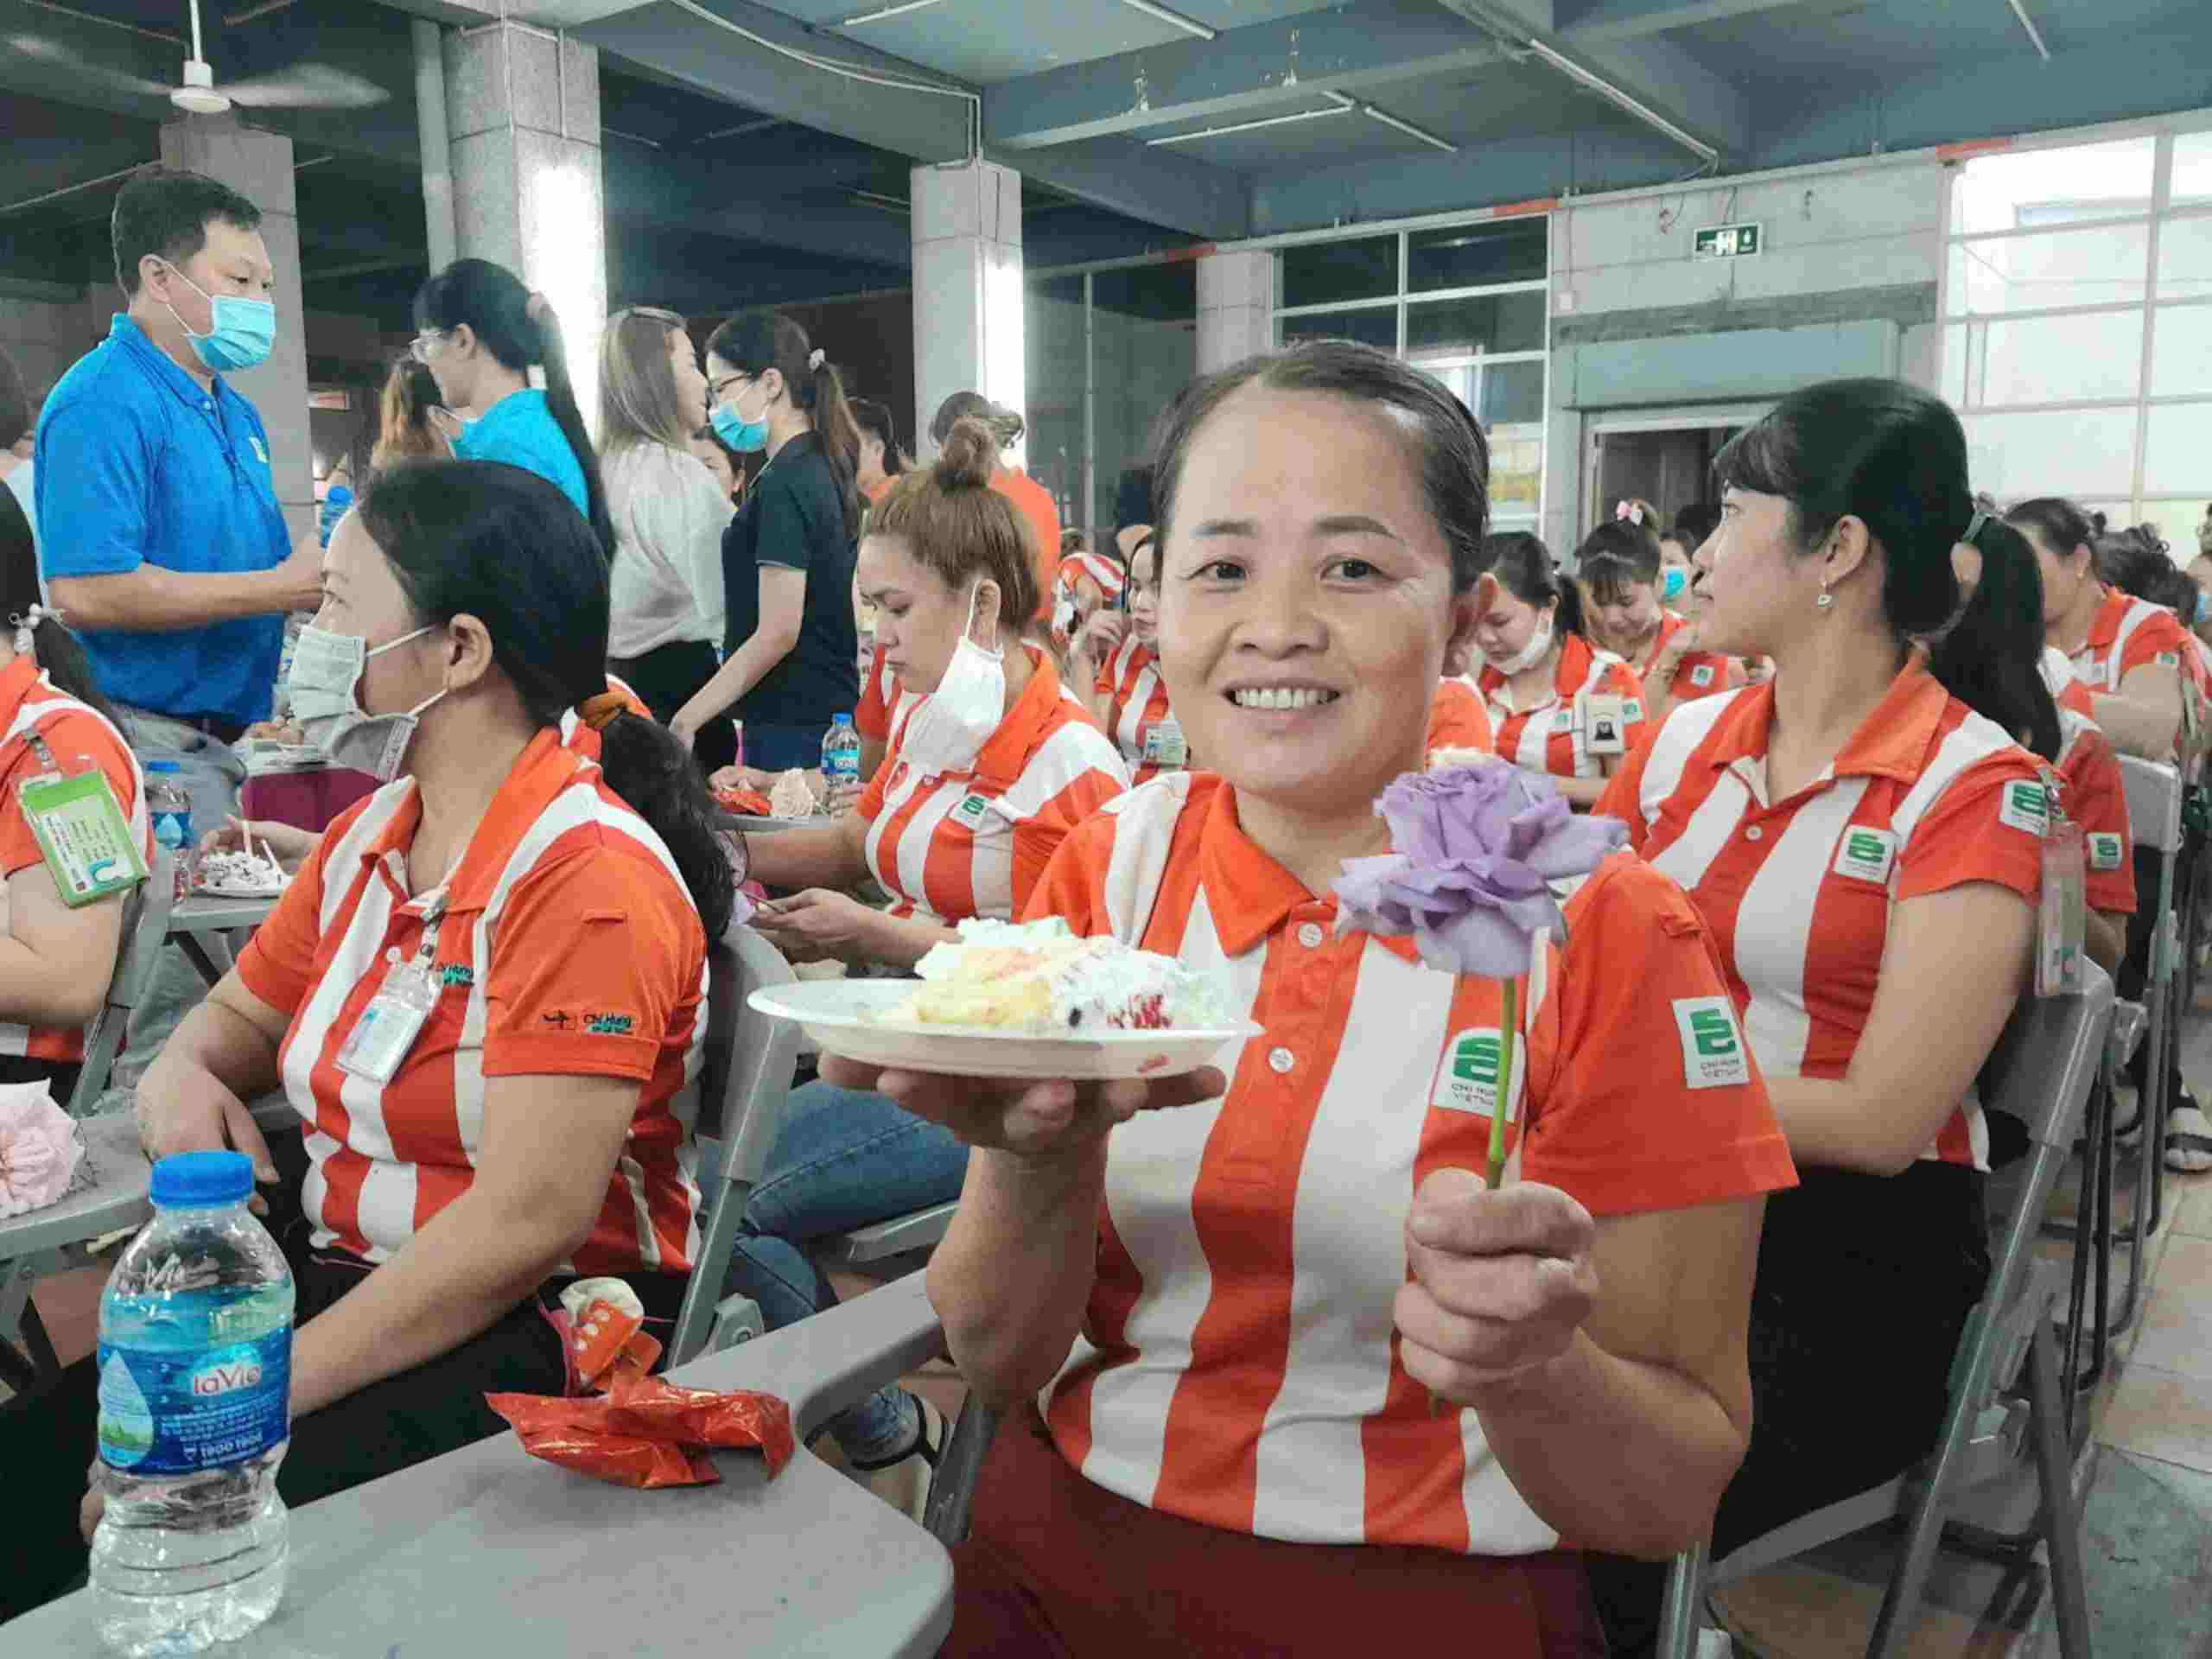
left=807, top=348, right=826, bottom=372
left=1962, top=508, right=1989, bottom=546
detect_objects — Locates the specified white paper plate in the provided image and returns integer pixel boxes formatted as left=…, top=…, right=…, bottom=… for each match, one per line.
left=194, top=880, right=288, bottom=900
left=747, top=978, right=1256, bottom=1081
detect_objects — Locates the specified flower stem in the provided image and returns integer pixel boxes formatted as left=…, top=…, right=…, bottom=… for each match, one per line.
left=1484, top=975, right=1518, bottom=1191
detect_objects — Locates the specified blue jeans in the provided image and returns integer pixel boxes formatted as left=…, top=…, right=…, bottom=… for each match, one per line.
left=724, top=1079, right=969, bottom=1461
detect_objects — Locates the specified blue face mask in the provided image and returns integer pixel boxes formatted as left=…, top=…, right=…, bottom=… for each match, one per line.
left=710, top=378, right=770, bottom=454
left=1659, top=565, right=1690, bottom=603
left=2197, top=589, right=2210, bottom=626
left=161, top=262, right=276, bottom=372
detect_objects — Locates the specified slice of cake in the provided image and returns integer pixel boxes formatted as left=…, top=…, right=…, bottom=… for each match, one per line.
left=887, top=918, right=1221, bottom=1033
left=768, top=769, right=818, bottom=819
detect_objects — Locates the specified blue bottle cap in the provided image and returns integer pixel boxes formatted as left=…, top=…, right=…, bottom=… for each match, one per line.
left=832, top=712, right=853, bottom=726
left=147, top=760, right=182, bottom=773
left=149, top=1150, right=256, bottom=1207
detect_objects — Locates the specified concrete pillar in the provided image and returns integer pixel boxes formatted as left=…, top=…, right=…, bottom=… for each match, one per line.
left=443, top=21, right=606, bottom=433
left=1196, top=248, right=1274, bottom=374
left=911, top=159, right=1023, bottom=461
left=159, top=116, right=314, bottom=540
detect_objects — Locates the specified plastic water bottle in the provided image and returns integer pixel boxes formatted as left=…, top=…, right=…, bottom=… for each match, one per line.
left=92, top=1151, right=294, bottom=1656
left=145, top=762, right=193, bottom=901
left=822, top=712, right=861, bottom=797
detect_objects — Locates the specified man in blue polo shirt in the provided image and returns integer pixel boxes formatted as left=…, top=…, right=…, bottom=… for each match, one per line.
left=38, top=168, right=321, bottom=804
left=37, top=167, right=322, bottom=1088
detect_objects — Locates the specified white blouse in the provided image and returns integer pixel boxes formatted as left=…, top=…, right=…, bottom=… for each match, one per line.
left=602, top=442, right=734, bottom=658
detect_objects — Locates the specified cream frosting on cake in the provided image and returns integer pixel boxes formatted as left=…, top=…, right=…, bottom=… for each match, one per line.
left=768, top=769, right=818, bottom=819
left=888, top=918, right=1221, bottom=1033
left=196, top=849, right=285, bottom=893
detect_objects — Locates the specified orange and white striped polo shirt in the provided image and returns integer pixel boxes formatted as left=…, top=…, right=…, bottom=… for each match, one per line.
left=2056, top=708, right=2136, bottom=916
left=0, top=656, right=149, bottom=1065
left=853, top=642, right=917, bottom=746
left=2069, top=587, right=2192, bottom=695
left=236, top=729, right=709, bottom=1276
left=1596, top=666, right=2047, bottom=1171
left=1096, top=634, right=1183, bottom=786
left=1647, top=611, right=1737, bottom=701
left=863, top=648, right=1128, bottom=925
left=1023, top=772, right=1793, bottom=1553
left=1478, top=633, right=1648, bottom=781
left=1426, top=676, right=1495, bottom=759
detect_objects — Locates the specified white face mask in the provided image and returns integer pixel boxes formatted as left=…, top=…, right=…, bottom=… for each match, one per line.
left=285, top=620, right=444, bottom=783
left=899, top=581, right=1005, bottom=778
left=1484, top=613, right=1554, bottom=677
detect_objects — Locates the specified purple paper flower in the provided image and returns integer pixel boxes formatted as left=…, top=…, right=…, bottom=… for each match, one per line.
left=1332, top=762, right=1627, bottom=978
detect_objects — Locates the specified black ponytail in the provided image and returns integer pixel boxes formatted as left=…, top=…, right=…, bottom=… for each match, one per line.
left=1932, top=517, right=2061, bottom=762
left=0, top=471, right=123, bottom=732
left=1484, top=529, right=1589, bottom=642
left=414, top=259, right=617, bottom=562
left=359, top=460, right=734, bottom=938
left=1719, top=378, right=2058, bottom=760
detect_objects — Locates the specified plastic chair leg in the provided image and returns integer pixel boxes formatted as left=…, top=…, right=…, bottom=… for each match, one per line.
left=923, top=1400, right=1001, bottom=1549
left=2027, top=1319, right=2094, bottom=1659
left=1656, top=1542, right=1707, bottom=1659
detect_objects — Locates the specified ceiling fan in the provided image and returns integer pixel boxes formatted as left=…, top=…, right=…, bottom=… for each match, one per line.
left=6, top=0, right=387, bottom=113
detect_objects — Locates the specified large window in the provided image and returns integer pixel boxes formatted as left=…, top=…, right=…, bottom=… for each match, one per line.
left=1943, top=125, right=2212, bottom=550
left=1274, top=216, right=1550, bottom=532
left=1024, top=260, right=1198, bottom=542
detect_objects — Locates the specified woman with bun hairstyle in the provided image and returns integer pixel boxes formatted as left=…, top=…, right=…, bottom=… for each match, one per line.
left=1577, top=516, right=1738, bottom=723
left=702, top=416, right=1128, bottom=1514
left=2009, top=497, right=2187, bottom=760
left=410, top=259, right=613, bottom=556
left=931, top=390, right=1060, bottom=613
left=672, top=311, right=861, bottom=771
left=1590, top=379, right=2060, bottom=1652
left=1473, top=531, right=1648, bottom=805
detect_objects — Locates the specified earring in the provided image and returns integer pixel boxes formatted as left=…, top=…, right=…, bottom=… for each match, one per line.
left=1815, top=584, right=1834, bottom=613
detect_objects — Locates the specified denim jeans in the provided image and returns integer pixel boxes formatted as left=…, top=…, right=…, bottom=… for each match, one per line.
left=723, top=1078, right=970, bottom=1461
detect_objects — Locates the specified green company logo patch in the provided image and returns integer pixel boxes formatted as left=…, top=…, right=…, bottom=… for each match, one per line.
left=1833, top=825, right=1897, bottom=884
left=439, top=963, right=474, bottom=988
left=2088, top=832, right=2126, bottom=871
left=1672, top=997, right=1752, bottom=1090
left=1432, top=1027, right=1503, bottom=1116
left=1999, top=780, right=2051, bottom=837
left=953, top=794, right=990, bottom=825
left=585, top=1013, right=635, bottom=1036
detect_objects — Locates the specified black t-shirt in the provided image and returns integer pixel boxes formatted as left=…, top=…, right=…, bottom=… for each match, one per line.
left=721, top=431, right=859, bottom=730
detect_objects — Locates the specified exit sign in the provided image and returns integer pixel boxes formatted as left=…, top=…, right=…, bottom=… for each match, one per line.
left=1694, top=222, right=1762, bottom=258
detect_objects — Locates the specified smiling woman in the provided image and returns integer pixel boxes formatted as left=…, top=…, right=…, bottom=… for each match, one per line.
left=855, top=342, right=1799, bottom=1658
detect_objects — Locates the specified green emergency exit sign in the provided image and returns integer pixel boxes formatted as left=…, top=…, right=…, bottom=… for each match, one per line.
left=1694, top=222, right=1762, bottom=258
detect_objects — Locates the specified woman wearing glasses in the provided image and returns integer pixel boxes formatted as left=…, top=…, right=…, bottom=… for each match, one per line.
left=410, top=259, right=614, bottom=557
left=598, top=308, right=738, bottom=770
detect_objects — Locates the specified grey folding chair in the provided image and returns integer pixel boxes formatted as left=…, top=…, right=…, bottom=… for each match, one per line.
left=1660, top=967, right=2113, bottom=1659
left=0, top=854, right=173, bottom=1389
left=2115, top=753, right=2184, bottom=1325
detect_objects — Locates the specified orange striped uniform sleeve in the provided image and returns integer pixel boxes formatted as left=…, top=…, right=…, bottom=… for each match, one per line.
left=2059, top=721, right=2136, bottom=915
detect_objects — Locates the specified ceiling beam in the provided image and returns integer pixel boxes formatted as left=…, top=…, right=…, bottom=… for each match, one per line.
left=1432, top=0, right=1751, bottom=159
left=983, top=0, right=1501, bottom=151
left=992, top=137, right=1249, bottom=241
left=571, top=0, right=974, bottom=163
left=1551, top=0, right=1818, bottom=39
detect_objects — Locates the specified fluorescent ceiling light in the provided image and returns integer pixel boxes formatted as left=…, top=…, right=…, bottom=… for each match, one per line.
left=837, top=0, right=944, bottom=25
left=1120, top=0, right=1216, bottom=41
left=1325, top=91, right=1458, bottom=154
left=2005, top=0, right=2051, bottom=60
left=1147, top=103, right=1353, bottom=146
left=1522, top=38, right=1717, bottom=164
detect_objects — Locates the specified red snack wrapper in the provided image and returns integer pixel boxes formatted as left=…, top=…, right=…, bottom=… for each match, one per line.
left=482, top=1379, right=795, bottom=1491
left=714, top=786, right=773, bottom=817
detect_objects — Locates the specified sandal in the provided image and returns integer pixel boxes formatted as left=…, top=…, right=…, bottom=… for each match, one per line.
left=849, top=1392, right=945, bottom=1526
left=2166, top=1100, right=2212, bottom=1173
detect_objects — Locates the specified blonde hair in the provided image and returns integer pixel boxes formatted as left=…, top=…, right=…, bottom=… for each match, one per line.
left=598, top=306, right=696, bottom=458
left=870, top=416, right=1040, bottom=630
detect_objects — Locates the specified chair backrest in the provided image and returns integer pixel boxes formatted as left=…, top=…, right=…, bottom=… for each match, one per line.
left=2120, top=755, right=2183, bottom=855
left=67, top=854, right=175, bottom=1116
left=1980, top=963, right=2115, bottom=1151
left=714, top=926, right=804, bottom=1191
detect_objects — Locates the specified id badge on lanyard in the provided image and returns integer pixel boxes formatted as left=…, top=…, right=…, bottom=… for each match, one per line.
left=1579, top=691, right=1628, bottom=757
left=336, top=899, right=447, bottom=1083
left=2037, top=785, right=2088, bottom=1000
left=16, top=735, right=147, bottom=908
left=1141, top=715, right=1187, bottom=769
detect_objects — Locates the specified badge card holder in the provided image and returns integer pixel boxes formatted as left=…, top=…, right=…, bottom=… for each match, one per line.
left=17, top=737, right=147, bottom=908
left=1580, top=691, right=1628, bottom=757
left=1141, top=715, right=1188, bottom=770
left=2037, top=784, right=2087, bottom=1000
left=336, top=900, right=446, bottom=1084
